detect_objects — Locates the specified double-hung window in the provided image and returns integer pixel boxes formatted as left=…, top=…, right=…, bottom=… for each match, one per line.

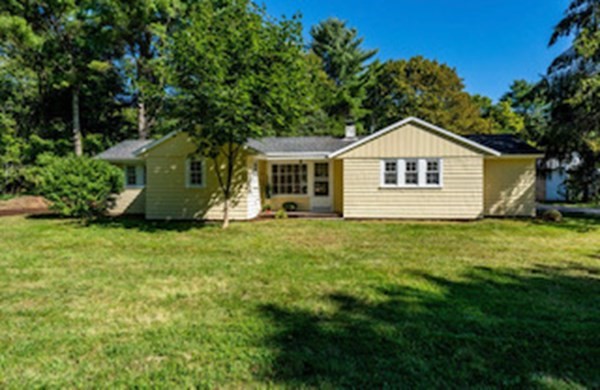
left=383, top=160, right=398, bottom=186
left=126, top=166, right=137, bottom=187
left=124, top=165, right=145, bottom=188
left=404, top=160, right=419, bottom=185
left=426, top=159, right=441, bottom=185
left=271, top=164, right=307, bottom=195
left=186, top=158, right=205, bottom=188
left=381, top=158, right=443, bottom=188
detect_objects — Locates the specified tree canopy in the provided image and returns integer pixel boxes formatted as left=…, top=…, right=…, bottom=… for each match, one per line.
left=310, top=18, right=377, bottom=127
left=365, top=57, right=495, bottom=135
left=170, top=0, right=313, bottom=227
left=0, top=0, right=597, bottom=202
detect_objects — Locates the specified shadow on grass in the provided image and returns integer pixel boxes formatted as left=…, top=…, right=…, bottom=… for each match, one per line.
left=259, top=266, right=599, bottom=388
left=530, top=215, right=600, bottom=233
left=27, top=213, right=210, bottom=232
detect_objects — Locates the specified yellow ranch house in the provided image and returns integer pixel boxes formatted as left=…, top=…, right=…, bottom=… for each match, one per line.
left=96, top=117, right=542, bottom=220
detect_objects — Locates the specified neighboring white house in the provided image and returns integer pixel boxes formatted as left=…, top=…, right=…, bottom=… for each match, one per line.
left=537, top=154, right=581, bottom=202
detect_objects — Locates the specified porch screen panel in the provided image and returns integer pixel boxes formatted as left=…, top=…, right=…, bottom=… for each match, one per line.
left=272, top=164, right=307, bottom=195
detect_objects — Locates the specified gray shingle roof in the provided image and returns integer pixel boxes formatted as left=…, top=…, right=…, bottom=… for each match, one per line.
left=464, top=134, right=541, bottom=155
left=96, top=140, right=153, bottom=161
left=98, top=132, right=541, bottom=161
left=247, top=136, right=361, bottom=155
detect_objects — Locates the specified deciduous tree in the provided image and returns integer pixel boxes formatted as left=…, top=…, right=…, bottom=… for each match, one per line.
left=170, top=0, right=312, bottom=228
left=365, top=57, right=493, bottom=134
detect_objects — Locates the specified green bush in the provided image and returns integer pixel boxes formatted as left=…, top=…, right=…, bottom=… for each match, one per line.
left=275, top=209, right=288, bottom=219
left=541, top=209, right=563, bottom=223
left=34, top=155, right=123, bottom=218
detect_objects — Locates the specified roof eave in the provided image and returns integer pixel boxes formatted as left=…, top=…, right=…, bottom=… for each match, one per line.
left=257, top=152, right=331, bottom=160
left=488, top=153, right=544, bottom=159
left=133, top=131, right=179, bottom=157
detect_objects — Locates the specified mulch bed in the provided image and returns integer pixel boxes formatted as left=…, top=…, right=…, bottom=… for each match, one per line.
left=0, top=196, right=51, bottom=217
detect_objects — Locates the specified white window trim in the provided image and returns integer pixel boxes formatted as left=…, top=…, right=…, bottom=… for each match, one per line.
left=124, top=165, right=146, bottom=189
left=186, top=157, right=207, bottom=189
left=423, top=158, right=443, bottom=188
left=380, top=159, right=399, bottom=187
left=380, top=158, right=443, bottom=189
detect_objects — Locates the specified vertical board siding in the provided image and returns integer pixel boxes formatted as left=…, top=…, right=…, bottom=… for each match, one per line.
left=144, top=133, right=250, bottom=220
left=484, top=158, right=537, bottom=217
left=339, top=123, right=481, bottom=159
left=343, top=157, right=484, bottom=219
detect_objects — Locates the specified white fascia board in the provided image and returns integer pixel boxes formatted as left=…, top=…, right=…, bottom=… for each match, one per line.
left=258, top=152, right=330, bottom=161
left=133, top=131, right=179, bottom=157
left=486, top=154, right=545, bottom=159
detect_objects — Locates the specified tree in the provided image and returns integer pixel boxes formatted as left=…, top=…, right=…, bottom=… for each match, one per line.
left=294, top=53, right=341, bottom=136
left=104, top=0, right=184, bottom=140
left=310, top=18, right=377, bottom=127
left=170, top=0, right=312, bottom=228
left=546, top=0, right=600, bottom=201
left=0, top=0, right=117, bottom=156
left=365, top=57, right=494, bottom=134
left=500, top=80, right=550, bottom=142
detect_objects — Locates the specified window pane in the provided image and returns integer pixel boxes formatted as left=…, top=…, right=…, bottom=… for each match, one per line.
left=384, top=173, right=397, bottom=185
left=315, top=163, right=328, bottom=178
left=427, top=161, right=438, bottom=172
left=126, top=166, right=137, bottom=186
left=406, top=172, right=418, bottom=185
left=427, top=173, right=440, bottom=184
left=189, top=160, right=203, bottom=185
left=406, top=161, right=417, bottom=172
left=314, top=181, right=329, bottom=196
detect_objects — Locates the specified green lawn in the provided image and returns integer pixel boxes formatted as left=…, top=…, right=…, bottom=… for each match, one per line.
left=544, top=201, right=600, bottom=209
left=1, top=216, right=599, bottom=388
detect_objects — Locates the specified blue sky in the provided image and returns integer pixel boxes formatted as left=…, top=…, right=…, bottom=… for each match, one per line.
left=261, top=0, right=571, bottom=101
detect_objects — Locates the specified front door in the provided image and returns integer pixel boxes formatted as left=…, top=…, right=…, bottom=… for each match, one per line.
left=247, top=161, right=261, bottom=218
left=311, top=162, right=333, bottom=212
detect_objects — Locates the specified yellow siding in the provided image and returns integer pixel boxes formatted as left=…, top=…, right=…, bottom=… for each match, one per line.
left=144, top=133, right=251, bottom=220
left=484, top=158, right=537, bottom=217
left=111, top=189, right=145, bottom=215
left=339, top=123, right=482, bottom=158
left=333, top=159, right=343, bottom=213
left=267, top=196, right=311, bottom=211
left=343, top=157, right=484, bottom=219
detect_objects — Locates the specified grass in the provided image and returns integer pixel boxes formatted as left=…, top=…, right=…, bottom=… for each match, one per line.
left=1, top=216, right=599, bottom=388
left=0, top=193, right=16, bottom=201
left=544, top=201, right=600, bottom=209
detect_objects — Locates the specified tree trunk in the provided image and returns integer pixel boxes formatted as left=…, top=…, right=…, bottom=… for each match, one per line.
left=72, top=86, right=83, bottom=157
left=138, top=100, right=148, bottom=140
left=222, top=197, right=230, bottom=229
